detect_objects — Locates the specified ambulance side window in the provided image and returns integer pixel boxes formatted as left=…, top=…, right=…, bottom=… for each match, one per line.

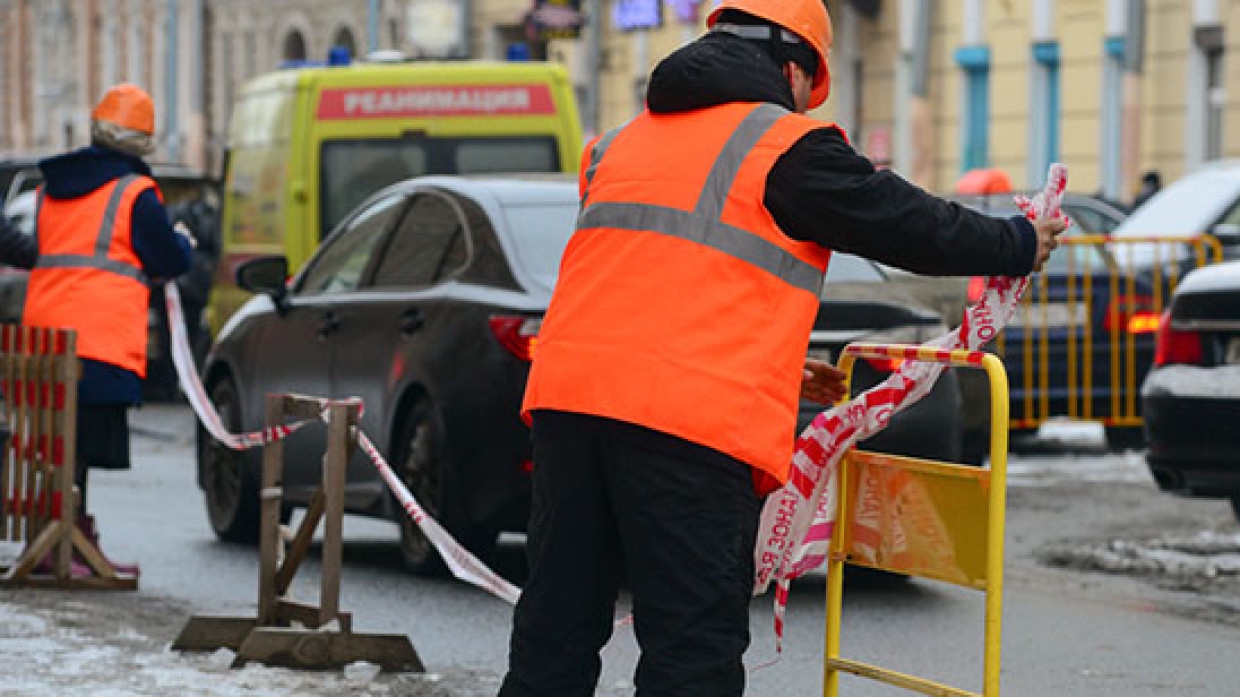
left=320, top=141, right=429, bottom=239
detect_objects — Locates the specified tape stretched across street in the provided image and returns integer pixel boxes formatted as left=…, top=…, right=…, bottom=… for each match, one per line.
left=752, top=163, right=1069, bottom=654
left=165, top=283, right=520, bottom=604
left=164, top=284, right=316, bottom=449
left=167, top=163, right=1067, bottom=655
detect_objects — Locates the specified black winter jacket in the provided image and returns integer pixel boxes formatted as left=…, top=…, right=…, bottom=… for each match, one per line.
left=646, top=33, right=1036, bottom=277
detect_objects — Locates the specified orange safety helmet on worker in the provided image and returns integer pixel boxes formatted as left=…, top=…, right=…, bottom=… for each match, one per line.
left=91, top=83, right=155, bottom=135
left=708, top=0, right=833, bottom=109
left=523, top=100, right=839, bottom=490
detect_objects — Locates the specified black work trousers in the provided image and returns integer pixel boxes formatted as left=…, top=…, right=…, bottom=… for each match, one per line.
left=499, top=411, right=762, bottom=697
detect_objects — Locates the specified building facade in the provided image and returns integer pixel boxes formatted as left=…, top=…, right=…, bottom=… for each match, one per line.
left=587, top=0, right=1240, bottom=201
left=1, top=0, right=1238, bottom=203
left=0, top=0, right=206, bottom=168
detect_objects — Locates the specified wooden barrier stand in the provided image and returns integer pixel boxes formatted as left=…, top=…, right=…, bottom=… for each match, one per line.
left=0, top=325, right=136, bottom=590
left=173, top=394, right=423, bottom=672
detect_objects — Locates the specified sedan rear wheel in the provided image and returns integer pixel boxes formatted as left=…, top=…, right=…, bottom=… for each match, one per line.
left=397, top=400, right=448, bottom=575
left=394, top=398, right=499, bottom=574
left=201, top=379, right=260, bottom=543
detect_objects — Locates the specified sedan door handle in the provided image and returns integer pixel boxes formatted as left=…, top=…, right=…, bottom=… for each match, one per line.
left=399, top=308, right=424, bottom=334
left=317, top=311, right=340, bottom=339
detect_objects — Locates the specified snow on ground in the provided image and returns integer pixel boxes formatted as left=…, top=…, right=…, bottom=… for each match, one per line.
left=0, top=596, right=489, bottom=697
left=1006, top=420, right=1154, bottom=488
left=1044, top=531, right=1240, bottom=581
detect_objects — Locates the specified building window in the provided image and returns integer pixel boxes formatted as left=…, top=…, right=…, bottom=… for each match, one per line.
left=955, top=45, right=990, bottom=173
left=283, top=30, right=307, bottom=62
left=333, top=27, right=357, bottom=58
left=1029, top=41, right=1060, bottom=186
left=389, top=18, right=402, bottom=51
left=496, top=24, right=545, bottom=61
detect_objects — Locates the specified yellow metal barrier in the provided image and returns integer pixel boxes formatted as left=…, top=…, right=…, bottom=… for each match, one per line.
left=994, top=233, right=1223, bottom=433
left=824, top=343, right=1009, bottom=697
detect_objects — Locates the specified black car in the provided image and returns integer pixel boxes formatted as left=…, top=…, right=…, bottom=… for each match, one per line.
left=1142, top=260, right=1240, bottom=520
left=199, top=176, right=971, bottom=574
left=199, top=177, right=578, bottom=573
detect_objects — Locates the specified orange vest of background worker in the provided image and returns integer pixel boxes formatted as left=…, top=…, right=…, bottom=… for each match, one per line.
left=523, top=101, right=836, bottom=491
left=25, top=174, right=156, bottom=375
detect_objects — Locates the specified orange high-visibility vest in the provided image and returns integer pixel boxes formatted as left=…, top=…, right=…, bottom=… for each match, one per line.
left=24, top=175, right=154, bottom=376
left=524, top=102, right=836, bottom=488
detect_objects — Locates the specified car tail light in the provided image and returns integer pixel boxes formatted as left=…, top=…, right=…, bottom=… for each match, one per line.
left=1154, top=310, right=1203, bottom=366
left=967, top=276, right=986, bottom=303
left=489, top=316, right=541, bottom=361
left=865, top=357, right=904, bottom=372
left=1126, top=312, right=1162, bottom=334
left=1104, top=294, right=1158, bottom=334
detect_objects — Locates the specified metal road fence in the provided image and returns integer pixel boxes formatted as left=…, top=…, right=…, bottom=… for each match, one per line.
left=993, top=234, right=1223, bottom=435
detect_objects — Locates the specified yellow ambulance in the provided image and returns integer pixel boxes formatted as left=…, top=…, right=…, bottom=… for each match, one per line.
left=213, top=58, right=583, bottom=331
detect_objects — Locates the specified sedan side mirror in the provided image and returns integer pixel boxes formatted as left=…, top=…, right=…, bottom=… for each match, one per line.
left=236, top=255, right=289, bottom=310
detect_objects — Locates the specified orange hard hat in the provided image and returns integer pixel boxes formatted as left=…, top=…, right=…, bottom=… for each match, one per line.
left=955, top=168, right=1014, bottom=195
left=91, top=83, right=155, bottom=135
left=708, top=0, right=833, bottom=109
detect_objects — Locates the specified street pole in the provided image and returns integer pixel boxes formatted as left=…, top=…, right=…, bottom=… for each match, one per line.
left=1122, top=0, right=1145, bottom=201
left=369, top=0, right=381, bottom=53
left=584, top=0, right=602, bottom=137
left=633, top=29, right=648, bottom=120
left=165, top=0, right=180, bottom=162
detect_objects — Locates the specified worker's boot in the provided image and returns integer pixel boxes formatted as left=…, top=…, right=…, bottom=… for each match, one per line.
left=29, top=516, right=91, bottom=578
left=76, top=514, right=140, bottom=577
left=32, top=544, right=93, bottom=578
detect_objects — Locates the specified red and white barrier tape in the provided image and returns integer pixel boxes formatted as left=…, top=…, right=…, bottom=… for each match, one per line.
left=165, top=284, right=520, bottom=604
left=164, top=284, right=315, bottom=449
left=352, top=427, right=522, bottom=604
left=753, top=164, right=1069, bottom=655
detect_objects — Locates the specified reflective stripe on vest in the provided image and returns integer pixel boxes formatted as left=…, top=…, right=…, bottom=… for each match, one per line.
left=34, top=174, right=149, bottom=284
left=576, top=103, right=820, bottom=296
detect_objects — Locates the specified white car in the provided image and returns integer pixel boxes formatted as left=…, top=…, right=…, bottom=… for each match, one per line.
left=1111, top=160, right=1240, bottom=266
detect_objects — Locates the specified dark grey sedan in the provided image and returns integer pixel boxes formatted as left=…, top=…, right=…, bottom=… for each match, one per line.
left=198, top=177, right=578, bottom=572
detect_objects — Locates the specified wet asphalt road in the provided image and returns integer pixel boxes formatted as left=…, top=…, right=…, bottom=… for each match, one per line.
left=15, top=404, right=1240, bottom=696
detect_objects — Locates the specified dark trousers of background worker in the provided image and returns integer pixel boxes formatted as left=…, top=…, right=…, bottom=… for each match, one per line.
left=499, top=410, right=762, bottom=697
